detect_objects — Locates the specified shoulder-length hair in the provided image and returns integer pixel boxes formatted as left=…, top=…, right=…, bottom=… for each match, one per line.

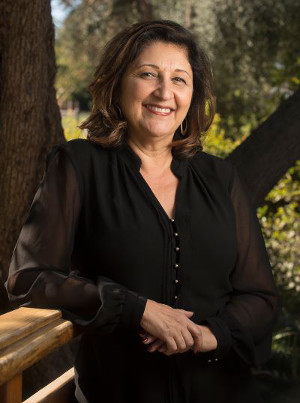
left=79, top=20, right=216, bottom=158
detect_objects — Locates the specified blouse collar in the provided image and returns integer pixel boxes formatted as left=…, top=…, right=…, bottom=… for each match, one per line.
left=120, top=134, right=189, bottom=179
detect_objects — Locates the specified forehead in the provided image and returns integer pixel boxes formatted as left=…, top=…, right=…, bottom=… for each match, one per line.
left=130, top=41, right=192, bottom=72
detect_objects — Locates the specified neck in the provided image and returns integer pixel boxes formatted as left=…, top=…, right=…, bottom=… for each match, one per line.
left=127, top=135, right=173, bottom=177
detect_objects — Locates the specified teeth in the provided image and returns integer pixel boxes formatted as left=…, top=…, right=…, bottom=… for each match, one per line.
left=146, top=105, right=172, bottom=113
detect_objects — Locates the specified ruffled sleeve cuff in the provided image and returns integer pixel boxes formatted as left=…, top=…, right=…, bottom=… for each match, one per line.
left=120, top=290, right=147, bottom=331
left=200, top=316, right=233, bottom=360
left=66, top=276, right=147, bottom=336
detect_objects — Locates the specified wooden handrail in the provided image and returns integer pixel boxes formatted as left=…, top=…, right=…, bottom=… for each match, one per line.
left=23, top=368, right=75, bottom=403
left=0, top=307, right=75, bottom=403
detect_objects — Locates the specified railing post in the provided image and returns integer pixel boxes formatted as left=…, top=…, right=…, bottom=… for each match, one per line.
left=0, top=307, right=75, bottom=401
left=0, top=372, right=22, bottom=403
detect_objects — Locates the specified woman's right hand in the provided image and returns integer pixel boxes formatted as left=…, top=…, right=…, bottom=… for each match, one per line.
left=140, top=299, right=202, bottom=355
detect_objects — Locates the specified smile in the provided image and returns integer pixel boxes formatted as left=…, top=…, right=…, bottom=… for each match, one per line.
left=144, top=104, right=174, bottom=116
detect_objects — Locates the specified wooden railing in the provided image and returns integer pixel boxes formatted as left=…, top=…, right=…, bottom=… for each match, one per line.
left=0, top=307, right=76, bottom=403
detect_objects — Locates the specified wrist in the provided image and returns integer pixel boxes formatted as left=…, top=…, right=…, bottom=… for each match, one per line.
left=140, top=299, right=151, bottom=328
left=199, top=325, right=218, bottom=351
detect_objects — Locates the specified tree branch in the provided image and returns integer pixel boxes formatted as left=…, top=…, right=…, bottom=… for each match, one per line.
left=226, top=88, right=300, bottom=207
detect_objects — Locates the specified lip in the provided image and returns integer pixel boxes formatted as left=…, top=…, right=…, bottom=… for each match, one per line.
left=144, top=103, right=175, bottom=110
left=143, top=104, right=175, bottom=116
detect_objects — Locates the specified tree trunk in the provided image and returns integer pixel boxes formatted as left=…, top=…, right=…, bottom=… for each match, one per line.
left=0, top=0, right=64, bottom=287
left=0, top=0, right=73, bottom=398
left=226, top=88, right=300, bottom=208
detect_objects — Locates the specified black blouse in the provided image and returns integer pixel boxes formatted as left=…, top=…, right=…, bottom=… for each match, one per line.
left=6, top=138, right=279, bottom=403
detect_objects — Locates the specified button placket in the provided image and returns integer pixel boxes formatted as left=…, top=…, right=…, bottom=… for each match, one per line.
left=170, top=218, right=180, bottom=302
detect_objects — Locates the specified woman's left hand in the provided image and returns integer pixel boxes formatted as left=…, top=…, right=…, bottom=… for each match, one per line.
left=139, top=325, right=217, bottom=355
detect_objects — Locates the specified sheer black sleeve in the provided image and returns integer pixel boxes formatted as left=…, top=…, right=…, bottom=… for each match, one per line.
left=202, top=166, right=279, bottom=366
left=5, top=145, right=147, bottom=334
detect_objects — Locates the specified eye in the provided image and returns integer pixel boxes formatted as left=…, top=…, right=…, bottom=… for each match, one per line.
left=140, top=72, right=157, bottom=78
left=173, top=77, right=186, bottom=84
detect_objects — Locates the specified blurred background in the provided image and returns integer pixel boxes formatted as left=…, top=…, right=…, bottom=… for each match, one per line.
left=0, top=0, right=299, bottom=401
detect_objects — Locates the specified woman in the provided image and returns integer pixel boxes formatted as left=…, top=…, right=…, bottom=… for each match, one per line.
left=6, top=20, right=278, bottom=403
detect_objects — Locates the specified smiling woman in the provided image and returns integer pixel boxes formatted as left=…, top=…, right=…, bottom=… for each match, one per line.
left=119, top=42, right=193, bottom=144
left=78, top=20, right=215, bottom=158
left=6, top=20, right=278, bottom=403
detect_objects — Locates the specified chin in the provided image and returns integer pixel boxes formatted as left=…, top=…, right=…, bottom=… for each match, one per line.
left=144, top=125, right=175, bottom=138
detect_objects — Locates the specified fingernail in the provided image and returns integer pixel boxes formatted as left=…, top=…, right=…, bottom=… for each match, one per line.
left=142, top=337, right=148, bottom=342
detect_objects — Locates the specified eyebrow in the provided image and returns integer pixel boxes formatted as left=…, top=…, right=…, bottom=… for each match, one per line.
left=136, top=63, right=191, bottom=77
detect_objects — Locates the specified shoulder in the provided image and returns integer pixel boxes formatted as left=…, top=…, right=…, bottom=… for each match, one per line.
left=61, top=138, right=115, bottom=167
left=49, top=139, right=114, bottom=192
left=65, top=138, right=106, bottom=157
left=190, top=150, right=235, bottom=191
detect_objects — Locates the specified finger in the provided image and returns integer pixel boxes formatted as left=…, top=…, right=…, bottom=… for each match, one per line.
left=138, top=331, right=156, bottom=342
left=188, top=325, right=203, bottom=353
left=147, top=339, right=165, bottom=352
left=165, top=337, right=178, bottom=354
left=171, top=332, right=187, bottom=353
left=141, top=335, right=158, bottom=344
left=181, top=329, right=194, bottom=352
left=162, top=330, right=194, bottom=355
left=161, top=346, right=176, bottom=356
left=175, top=309, right=194, bottom=317
left=139, top=330, right=151, bottom=337
left=158, top=344, right=167, bottom=353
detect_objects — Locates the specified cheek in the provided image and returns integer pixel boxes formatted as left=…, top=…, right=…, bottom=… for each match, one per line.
left=176, top=90, right=193, bottom=111
left=120, top=81, right=146, bottom=121
left=130, top=82, right=150, bottom=103
left=123, top=80, right=147, bottom=101
left=184, top=90, right=193, bottom=111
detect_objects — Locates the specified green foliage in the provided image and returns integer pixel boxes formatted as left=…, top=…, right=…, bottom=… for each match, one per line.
left=258, top=161, right=300, bottom=316
left=203, top=113, right=245, bottom=156
left=211, top=0, right=300, bottom=137
left=62, top=112, right=88, bottom=140
left=269, top=329, right=300, bottom=380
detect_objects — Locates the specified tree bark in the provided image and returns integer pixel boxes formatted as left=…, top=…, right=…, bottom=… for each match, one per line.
left=226, top=88, right=300, bottom=208
left=0, top=1, right=72, bottom=397
left=0, top=0, right=64, bottom=289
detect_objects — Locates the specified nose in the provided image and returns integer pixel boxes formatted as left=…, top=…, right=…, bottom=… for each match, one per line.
left=153, top=77, right=173, bottom=100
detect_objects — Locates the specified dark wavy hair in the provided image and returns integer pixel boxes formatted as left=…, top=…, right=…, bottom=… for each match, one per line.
left=79, top=20, right=216, bottom=158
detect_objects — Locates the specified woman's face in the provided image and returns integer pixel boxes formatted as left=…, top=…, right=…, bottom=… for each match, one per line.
left=119, top=41, right=193, bottom=143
